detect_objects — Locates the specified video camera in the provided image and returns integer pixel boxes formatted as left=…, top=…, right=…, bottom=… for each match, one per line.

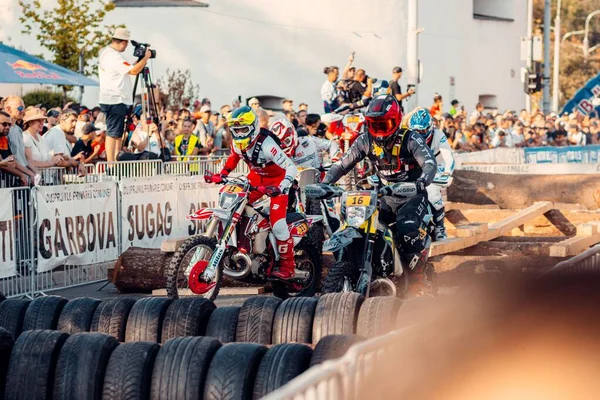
left=131, top=40, right=156, bottom=59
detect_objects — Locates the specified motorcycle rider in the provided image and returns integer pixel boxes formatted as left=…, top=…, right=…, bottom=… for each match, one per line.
left=206, top=106, right=299, bottom=281
left=321, top=95, right=437, bottom=295
left=408, top=107, right=455, bottom=240
left=270, top=118, right=340, bottom=169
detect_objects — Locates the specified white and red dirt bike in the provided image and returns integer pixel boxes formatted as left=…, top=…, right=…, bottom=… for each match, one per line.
left=165, top=173, right=323, bottom=300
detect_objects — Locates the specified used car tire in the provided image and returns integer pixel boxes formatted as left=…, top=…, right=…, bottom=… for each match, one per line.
left=161, top=298, right=215, bottom=341
left=58, top=297, right=102, bottom=334
left=103, top=341, right=160, bottom=400
left=125, top=297, right=172, bottom=343
left=272, top=297, right=318, bottom=344
left=357, top=296, right=402, bottom=338
left=252, top=343, right=312, bottom=398
left=0, top=327, right=14, bottom=398
left=4, top=329, right=69, bottom=400
left=236, top=297, right=282, bottom=344
left=205, top=306, right=240, bottom=343
left=0, top=299, right=31, bottom=339
left=91, top=298, right=137, bottom=342
left=310, top=334, right=362, bottom=367
left=22, top=296, right=68, bottom=331
left=53, top=332, right=119, bottom=400
left=204, top=343, right=267, bottom=400
left=151, top=336, right=221, bottom=400
left=312, top=292, right=364, bottom=345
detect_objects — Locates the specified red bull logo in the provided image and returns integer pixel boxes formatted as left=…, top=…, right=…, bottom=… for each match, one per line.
left=6, top=60, right=47, bottom=71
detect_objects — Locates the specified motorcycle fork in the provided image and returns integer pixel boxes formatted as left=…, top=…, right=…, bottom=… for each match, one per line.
left=200, top=199, right=245, bottom=281
left=356, top=215, right=376, bottom=297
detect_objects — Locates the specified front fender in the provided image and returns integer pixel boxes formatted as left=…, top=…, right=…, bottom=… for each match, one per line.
left=186, top=208, right=229, bottom=221
left=323, top=227, right=363, bottom=252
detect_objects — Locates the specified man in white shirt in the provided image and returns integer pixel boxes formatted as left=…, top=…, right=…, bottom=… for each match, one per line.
left=98, top=27, right=152, bottom=162
left=194, top=105, right=215, bottom=148
left=42, top=109, right=78, bottom=158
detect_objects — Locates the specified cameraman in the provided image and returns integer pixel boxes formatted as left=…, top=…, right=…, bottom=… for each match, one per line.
left=98, top=28, right=152, bottom=162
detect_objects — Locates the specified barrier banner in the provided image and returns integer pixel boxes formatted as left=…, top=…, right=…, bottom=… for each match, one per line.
left=36, top=183, right=119, bottom=272
left=174, top=177, right=220, bottom=238
left=523, top=145, right=600, bottom=164
left=120, top=177, right=177, bottom=251
left=0, top=189, right=15, bottom=278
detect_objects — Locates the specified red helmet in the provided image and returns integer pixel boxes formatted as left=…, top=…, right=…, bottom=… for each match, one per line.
left=269, top=118, right=298, bottom=157
left=364, top=95, right=403, bottom=145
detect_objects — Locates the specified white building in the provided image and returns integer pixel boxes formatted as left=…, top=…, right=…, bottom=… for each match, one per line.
left=1, top=0, right=527, bottom=112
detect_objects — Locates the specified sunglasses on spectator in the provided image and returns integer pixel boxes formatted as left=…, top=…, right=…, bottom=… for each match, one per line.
left=0, top=122, right=12, bottom=127
left=14, top=106, right=24, bottom=112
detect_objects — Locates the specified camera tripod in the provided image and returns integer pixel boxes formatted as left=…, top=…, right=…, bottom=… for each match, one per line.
left=122, top=63, right=168, bottom=159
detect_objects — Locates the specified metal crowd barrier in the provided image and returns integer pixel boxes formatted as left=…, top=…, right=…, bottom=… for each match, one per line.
left=544, top=244, right=600, bottom=275
left=264, top=329, right=407, bottom=400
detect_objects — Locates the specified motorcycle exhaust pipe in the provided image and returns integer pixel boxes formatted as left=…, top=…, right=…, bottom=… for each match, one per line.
left=224, top=252, right=253, bottom=279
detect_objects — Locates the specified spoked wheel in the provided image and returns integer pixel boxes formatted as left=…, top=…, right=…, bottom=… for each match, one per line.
left=272, top=241, right=321, bottom=300
left=165, top=236, right=222, bottom=300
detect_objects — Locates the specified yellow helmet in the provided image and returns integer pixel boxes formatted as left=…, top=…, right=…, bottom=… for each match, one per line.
left=227, top=106, right=259, bottom=151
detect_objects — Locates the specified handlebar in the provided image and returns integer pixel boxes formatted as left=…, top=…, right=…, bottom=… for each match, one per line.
left=204, top=171, right=282, bottom=197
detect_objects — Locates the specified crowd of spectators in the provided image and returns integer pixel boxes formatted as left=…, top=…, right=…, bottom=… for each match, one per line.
left=426, top=95, right=600, bottom=152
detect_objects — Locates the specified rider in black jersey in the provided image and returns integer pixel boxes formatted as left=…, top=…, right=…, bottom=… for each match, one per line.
left=322, top=95, right=438, bottom=296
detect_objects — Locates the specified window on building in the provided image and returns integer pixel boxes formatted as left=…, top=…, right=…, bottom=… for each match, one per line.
left=473, top=0, right=514, bottom=22
left=478, top=95, right=498, bottom=111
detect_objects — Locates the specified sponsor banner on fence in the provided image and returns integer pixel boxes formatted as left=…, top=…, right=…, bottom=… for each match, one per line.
left=36, top=183, right=119, bottom=272
left=459, top=163, right=600, bottom=175
left=524, top=145, right=600, bottom=164
left=0, top=189, right=15, bottom=278
left=120, top=176, right=177, bottom=251
left=174, top=177, right=220, bottom=238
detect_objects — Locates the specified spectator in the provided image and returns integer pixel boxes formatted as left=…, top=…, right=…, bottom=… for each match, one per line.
left=341, top=52, right=355, bottom=80
left=296, top=109, right=308, bottom=134
left=470, top=103, right=484, bottom=125
left=257, top=108, right=270, bottom=129
left=192, top=100, right=201, bottom=114
left=347, top=69, right=373, bottom=103
left=22, top=108, right=70, bottom=170
left=232, top=98, right=241, bottom=110
left=282, top=99, right=294, bottom=112
left=91, top=106, right=102, bottom=122
left=306, top=113, right=322, bottom=137
left=284, top=110, right=297, bottom=127
left=92, top=122, right=107, bottom=162
left=2, top=95, right=29, bottom=171
left=553, top=129, right=569, bottom=147
left=568, top=123, right=586, bottom=146
left=449, top=100, right=461, bottom=117
left=42, top=109, right=60, bottom=135
left=0, top=110, right=35, bottom=186
left=194, top=105, right=215, bottom=148
left=321, top=66, right=339, bottom=113
left=298, top=103, right=308, bottom=111
left=130, top=121, right=163, bottom=158
left=42, top=109, right=79, bottom=160
left=248, top=97, right=260, bottom=111
left=389, top=67, right=414, bottom=112
left=98, top=27, right=152, bottom=162
left=175, top=118, right=208, bottom=157
left=201, top=98, right=211, bottom=108
left=214, top=104, right=232, bottom=150
left=71, top=124, right=99, bottom=163
left=163, top=129, right=176, bottom=154
left=511, top=122, right=525, bottom=147
left=430, top=94, right=443, bottom=118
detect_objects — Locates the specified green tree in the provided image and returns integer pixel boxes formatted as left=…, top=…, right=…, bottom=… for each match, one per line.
left=19, top=0, right=123, bottom=102
left=158, top=69, right=200, bottom=110
left=533, top=0, right=600, bottom=107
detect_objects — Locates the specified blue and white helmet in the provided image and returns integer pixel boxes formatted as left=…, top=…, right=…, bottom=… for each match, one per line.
left=408, top=107, right=433, bottom=144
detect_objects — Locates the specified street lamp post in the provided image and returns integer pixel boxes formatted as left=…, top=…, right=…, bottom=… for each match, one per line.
left=552, top=0, right=561, bottom=112
left=583, top=9, right=600, bottom=59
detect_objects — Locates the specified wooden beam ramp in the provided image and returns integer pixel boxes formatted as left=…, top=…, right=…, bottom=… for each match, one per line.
left=430, top=201, right=554, bottom=257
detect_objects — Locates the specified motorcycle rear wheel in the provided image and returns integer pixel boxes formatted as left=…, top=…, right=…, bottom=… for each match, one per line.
left=165, top=235, right=222, bottom=301
left=272, top=239, right=322, bottom=300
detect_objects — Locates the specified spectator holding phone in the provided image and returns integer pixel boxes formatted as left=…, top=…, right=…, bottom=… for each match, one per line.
left=390, top=67, right=414, bottom=112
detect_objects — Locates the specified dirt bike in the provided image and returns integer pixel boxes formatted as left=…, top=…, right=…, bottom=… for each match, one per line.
left=165, top=172, right=323, bottom=300
left=305, top=176, right=433, bottom=298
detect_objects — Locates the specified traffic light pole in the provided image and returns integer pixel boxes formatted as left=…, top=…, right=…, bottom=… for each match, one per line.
left=542, top=0, right=552, bottom=113
left=525, top=0, right=533, bottom=112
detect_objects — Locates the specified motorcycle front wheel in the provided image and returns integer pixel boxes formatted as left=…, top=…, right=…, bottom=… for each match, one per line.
left=322, top=260, right=357, bottom=294
left=165, top=235, right=223, bottom=301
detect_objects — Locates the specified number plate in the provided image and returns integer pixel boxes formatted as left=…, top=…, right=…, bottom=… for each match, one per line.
left=223, top=185, right=243, bottom=193
left=346, top=194, right=371, bottom=206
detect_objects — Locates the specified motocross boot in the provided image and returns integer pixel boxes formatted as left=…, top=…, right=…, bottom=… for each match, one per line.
left=272, top=237, right=296, bottom=280
left=433, top=206, right=447, bottom=241
left=402, top=250, right=436, bottom=298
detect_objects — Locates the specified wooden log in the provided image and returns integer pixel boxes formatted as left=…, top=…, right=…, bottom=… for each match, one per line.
left=548, top=234, right=600, bottom=257
left=111, top=247, right=172, bottom=293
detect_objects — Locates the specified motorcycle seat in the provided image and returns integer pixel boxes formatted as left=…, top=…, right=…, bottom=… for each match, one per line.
left=286, top=212, right=306, bottom=224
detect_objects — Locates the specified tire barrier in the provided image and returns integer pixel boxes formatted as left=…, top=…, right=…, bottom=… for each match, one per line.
left=0, top=292, right=422, bottom=399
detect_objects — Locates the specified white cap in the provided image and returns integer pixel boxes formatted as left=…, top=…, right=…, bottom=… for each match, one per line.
left=200, top=105, right=211, bottom=113
left=95, top=122, right=107, bottom=132
left=112, top=27, right=131, bottom=41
